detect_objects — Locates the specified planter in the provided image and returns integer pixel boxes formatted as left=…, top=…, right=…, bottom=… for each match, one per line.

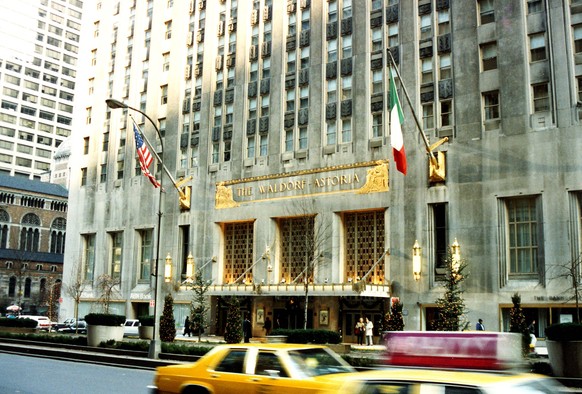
left=138, top=326, right=154, bottom=340
left=546, top=340, right=582, bottom=378
left=266, top=335, right=287, bottom=343
left=87, top=325, right=124, bottom=347
left=0, top=327, right=36, bottom=334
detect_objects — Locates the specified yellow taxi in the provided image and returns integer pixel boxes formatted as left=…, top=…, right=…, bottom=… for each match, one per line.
left=148, top=343, right=356, bottom=394
left=321, top=368, right=566, bottom=394
left=320, top=331, right=567, bottom=394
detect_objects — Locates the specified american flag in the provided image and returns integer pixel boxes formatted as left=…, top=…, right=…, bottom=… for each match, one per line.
left=133, top=121, right=160, bottom=188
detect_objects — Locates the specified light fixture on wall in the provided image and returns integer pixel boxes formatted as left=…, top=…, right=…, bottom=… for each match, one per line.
left=412, top=240, right=422, bottom=281
left=185, top=253, right=194, bottom=282
left=451, top=238, right=461, bottom=273
left=164, top=253, right=173, bottom=283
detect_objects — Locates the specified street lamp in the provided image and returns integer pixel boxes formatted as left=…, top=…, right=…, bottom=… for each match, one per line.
left=412, top=240, right=421, bottom=281
left=105, top=98, right=164, bottom=359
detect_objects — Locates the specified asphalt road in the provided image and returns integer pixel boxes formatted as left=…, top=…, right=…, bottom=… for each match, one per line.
left=0, top=353, right=154, bottom=394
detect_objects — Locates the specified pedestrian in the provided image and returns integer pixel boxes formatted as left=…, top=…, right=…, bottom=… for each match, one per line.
left=263, top=316, right=272, bottom=336
left=528, top=320, right=537, bottom=350
left=183, top=316, right=191, bottom=337
left=365, top=317, right=374, bottom=346
left=476, top=318, right=485, bottom=331
left=243, top=315, right=252, bottom=343
left=355, top=317, right=365, bottom=345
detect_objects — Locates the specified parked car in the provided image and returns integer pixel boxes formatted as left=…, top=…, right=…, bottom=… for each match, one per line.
left=123, top=319, right=140, bottom=337
left=148, top=343, right=355, bottom=394
left=57, top=320, right=87, bottom=334
left=51, top=318, right=78, bottom=332
left=18, top=315, right=52, bottom=331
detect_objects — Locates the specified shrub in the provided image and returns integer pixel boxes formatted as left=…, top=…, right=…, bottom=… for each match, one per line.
left=0, top=317, right=37, bottom=328
left=84, top=313, right=126, bottom=326
left=270, top=329, right=342, bottom=344
left=545, top=323, right=582, bottom=341
left=160, top=294, right=176, bottom=342
left=138, top=315, right=155, bottom=326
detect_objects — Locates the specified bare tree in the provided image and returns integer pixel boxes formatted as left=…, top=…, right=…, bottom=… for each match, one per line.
left=96, top=274, right=121, bottom=314
left=286, top=200, right=331, bottom=330
left=549, top=253, right=582, bottom=323
left=62, top=262, right=86, bottom=332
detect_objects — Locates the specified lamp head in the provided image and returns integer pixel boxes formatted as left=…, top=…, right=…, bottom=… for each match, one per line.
left=105, top=98, right=128, bottom=109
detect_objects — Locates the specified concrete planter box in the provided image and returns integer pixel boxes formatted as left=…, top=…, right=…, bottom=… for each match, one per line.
left=138, top=326, right=153, bottom=340
left=266, top=335, right=287, bottom=343
left=547, top=340, right=582, bottom=378
left=0, top=327, right=36, bottom=334
left=87, top=325, right=124, bottom=347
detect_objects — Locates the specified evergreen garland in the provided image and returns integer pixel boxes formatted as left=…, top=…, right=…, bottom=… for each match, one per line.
left=160, top=294, right=176, bottom=342
left=509, top=292, right=530, bottom=355
left=383, top=300, right=405, bottom=331
left=433, top=253, right=468, bottom=331
left=224, top=297, right=243, bottom=344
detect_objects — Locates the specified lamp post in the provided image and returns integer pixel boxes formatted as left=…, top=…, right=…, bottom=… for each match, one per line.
left=105, top=98, right=164, bottom=359
left=412, top=240, right=422, bottom=281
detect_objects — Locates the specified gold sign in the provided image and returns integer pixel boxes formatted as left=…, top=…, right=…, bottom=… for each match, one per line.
left=215, top=160, right=389, bottom=209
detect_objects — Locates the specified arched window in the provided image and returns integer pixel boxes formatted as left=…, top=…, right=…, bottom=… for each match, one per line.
left=24, top=277, right=31, bottom=298
left=20, top=213, right=41, bottom=252
left=0, top=209, right=9, bottom=248
left=50, top=217, right=66, bottom=254
left=8, top=276, right=16, bottom=297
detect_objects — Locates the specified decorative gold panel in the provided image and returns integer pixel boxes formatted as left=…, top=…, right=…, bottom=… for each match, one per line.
left=344, top=211, right=385, bottom=284
left=279, top=216, right=315, bottom=283
left=223, top=222, right=254, bottom=283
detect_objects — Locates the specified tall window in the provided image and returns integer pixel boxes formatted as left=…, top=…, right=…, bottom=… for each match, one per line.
left=529, top=33, right=546, bottom=62
left=139, top=229, right=153, bottom=280
left=0, top=209, right=9, bottom=248
left=430, top=203, right=448, bottom=276
left=372, top=113, right=383, bottom=138
left=481, top=42, right=497, bottom=71
left=342, top=119, right=352, bottom=142
left=223, top=222, right=254, bottom=284
left=423, top=103, right=434, bottom=129
left=279, top=216, right=315, bottom=283
left=574, top=25, right=582, bottom=54
left=110, top=232, right=123, bottom=279
left=50, top=217, right=66, bottom=254
left=478, top=0, right=495, bottom=25
left=344, top=210, right=385, bottom=284
left=20, top=213, right=40, bottom=252
left=326, top=122, right=337, bottom=145
left=83, top=234, right=95, bottom=281
left=507, top=197, right=539, bottom=275
left=532, top=83, right=550, bottom=112
left=483, top=91, right=500, bottom=121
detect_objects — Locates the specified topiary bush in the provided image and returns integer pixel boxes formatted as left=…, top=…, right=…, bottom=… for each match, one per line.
left=0, top=317, right=38, bottom=328
left=84, top=313, right=126, bottom=326
left=545, top=323, right=582, bottom=341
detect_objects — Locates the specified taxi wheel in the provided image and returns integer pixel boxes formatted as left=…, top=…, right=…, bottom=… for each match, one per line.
left=181, top=386, right=210, bottom=394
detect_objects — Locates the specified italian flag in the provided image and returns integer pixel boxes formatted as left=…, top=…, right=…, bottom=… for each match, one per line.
left=389, top=68, right=407, bottom=175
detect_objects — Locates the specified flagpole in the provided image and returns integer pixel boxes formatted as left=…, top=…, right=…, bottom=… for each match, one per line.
left=387, top=51, right=439, bottom=167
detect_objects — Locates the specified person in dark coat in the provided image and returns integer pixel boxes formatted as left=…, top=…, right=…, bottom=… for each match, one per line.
left=263, top=316, right=272, bottom=335
left=184, top=316, right=191, bottom=337
left=243, top=316, right=252, bottom=343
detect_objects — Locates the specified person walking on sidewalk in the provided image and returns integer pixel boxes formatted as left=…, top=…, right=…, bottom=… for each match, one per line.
left=183, top=316, right=191, bottom=337
left=365, top=317, right=374, bottom=346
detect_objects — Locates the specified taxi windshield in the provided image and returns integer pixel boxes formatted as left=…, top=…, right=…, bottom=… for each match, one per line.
left=287, top=348, right=354, bottom=377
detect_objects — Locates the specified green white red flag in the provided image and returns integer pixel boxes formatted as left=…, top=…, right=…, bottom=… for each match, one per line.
left=389, top=68, right=407, bottom=175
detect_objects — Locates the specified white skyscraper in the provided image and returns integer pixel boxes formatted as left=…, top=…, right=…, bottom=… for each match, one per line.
left=0, top=0, right=84, bottom=181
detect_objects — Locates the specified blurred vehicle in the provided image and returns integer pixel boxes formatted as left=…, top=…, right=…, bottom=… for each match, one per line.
left=148, top=343, right=355, bottom=394
left=57, top=320, right=87, bottom=334
left=51, top=318, right=78, bottom=332
left=323, top=368, right=567, bottom=393
left=124, top=319, right=140, bottom=337
left=320, top=331, right=566, bottom=394
left=18, top=315, right=52, bottom=331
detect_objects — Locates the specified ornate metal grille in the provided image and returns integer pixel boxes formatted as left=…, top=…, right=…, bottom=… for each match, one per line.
left=280, top=216, right=315, bottom=283
left=224, top=221, right=254, bottom=284
left=344, top=210, right=385, bottom=283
